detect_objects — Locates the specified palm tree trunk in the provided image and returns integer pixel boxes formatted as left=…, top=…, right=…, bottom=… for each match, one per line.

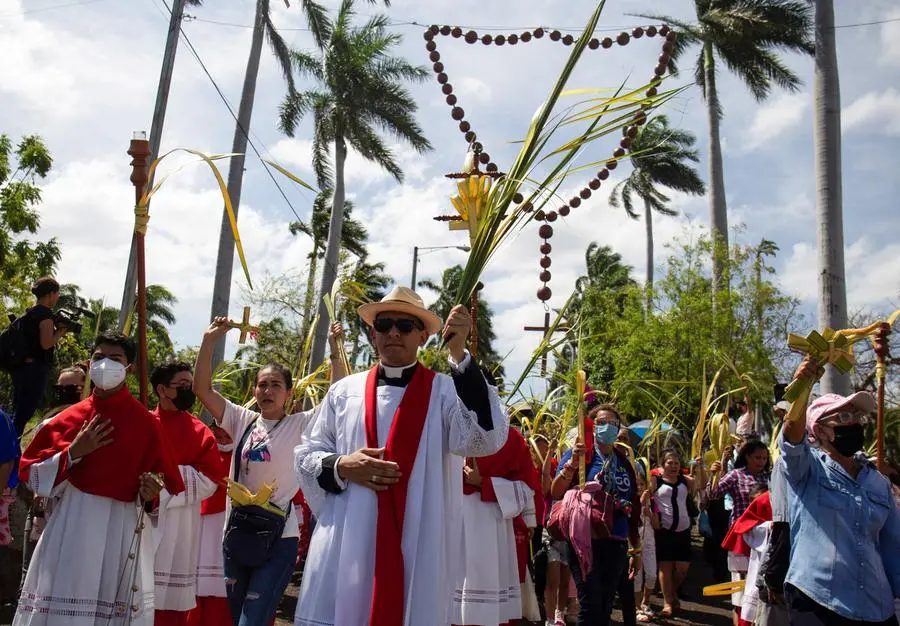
left=644, top=197, right=654, bottom=314
left=703, top=42, right=729, bottom=293
left=309, top=136, right=348, bottom=370
left=814, top=0, right=850, bottom=394
left=209, top=0, right=268, bottom=369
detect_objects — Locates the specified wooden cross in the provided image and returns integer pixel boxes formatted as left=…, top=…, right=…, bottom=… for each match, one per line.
left=523, top=311, right=569, bottom=376
left=226, top=306, right=261, bottom=344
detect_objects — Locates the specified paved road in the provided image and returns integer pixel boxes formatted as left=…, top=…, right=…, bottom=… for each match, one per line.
left=274, top=534, right=734, bottom=626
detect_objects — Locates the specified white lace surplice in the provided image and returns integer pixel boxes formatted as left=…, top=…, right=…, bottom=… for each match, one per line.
left=293, top=366, right=509, bottom=626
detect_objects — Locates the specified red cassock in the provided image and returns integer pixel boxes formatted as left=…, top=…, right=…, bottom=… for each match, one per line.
left=186, top=449, right=232, bottom=626
left=153, top=407, right=224, bottom=486
left=19, top=386, right=184, bottom=500
left=467, top=428, right=541, bottom=583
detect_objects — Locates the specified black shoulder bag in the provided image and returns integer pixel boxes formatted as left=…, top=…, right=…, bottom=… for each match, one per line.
left=223, top=418, right=288, bottom=568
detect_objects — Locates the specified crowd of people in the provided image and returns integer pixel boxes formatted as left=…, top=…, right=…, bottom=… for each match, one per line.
left=0, top=277, right=898, bottom=626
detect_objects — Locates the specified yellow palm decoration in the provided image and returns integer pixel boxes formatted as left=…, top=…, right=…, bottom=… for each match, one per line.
left=449, top=174, right=493, bottom=243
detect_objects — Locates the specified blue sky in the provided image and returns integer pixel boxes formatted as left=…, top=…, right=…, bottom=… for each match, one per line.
left=1, top=0, right=898, bottom=395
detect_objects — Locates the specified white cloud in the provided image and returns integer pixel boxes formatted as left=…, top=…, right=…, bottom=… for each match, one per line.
left=742, top=93, right=808, bottom=151
left=777, top=238, right=900, bottom=310
left=842, top=88, right=900, bottom=136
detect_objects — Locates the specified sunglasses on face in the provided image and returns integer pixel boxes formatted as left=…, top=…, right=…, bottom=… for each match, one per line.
left=373, top=317, right=423, bottom=334
left=822, top=411, right=869, bottom=427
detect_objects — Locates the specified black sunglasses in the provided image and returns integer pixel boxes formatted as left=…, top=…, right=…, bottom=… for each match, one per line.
left=373, top=317, right=423, bottom=334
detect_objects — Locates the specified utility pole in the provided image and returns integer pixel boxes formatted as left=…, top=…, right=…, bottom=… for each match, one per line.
left=118, top=0, right=187, bottom=329
left=410, top=246, right=419, bottom=290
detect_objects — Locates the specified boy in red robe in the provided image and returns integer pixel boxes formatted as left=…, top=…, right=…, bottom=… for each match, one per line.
left=150, top=362, right=224, bottom=626
left=15, top=331, right=183, bottom=626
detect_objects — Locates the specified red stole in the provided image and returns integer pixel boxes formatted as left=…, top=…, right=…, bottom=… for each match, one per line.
left=462, top=427, right=539, bottom=497
left=20, top=386, right=184, bottom=501
left=364, top=363, right=436, bottom=626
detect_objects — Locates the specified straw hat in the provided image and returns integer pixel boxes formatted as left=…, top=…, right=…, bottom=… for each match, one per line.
left=357, top=286, right=443, bottom=336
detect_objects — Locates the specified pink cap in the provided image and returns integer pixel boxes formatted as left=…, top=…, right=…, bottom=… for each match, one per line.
left=805, top=392, right=875, bottom=437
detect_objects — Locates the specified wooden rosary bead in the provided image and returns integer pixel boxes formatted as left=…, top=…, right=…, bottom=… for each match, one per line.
left=426, top=41, right=437, bottom=52
left=440, top=25, right=451, bottom=36
left=589, top=38, right=600, bottom=49
left=481, top=35, right=492, bottom=45
left=534, top=27, right=545, bottom=38
left=442, top=83, right=454, bottom=95
left=465, top=30, right=478, bottom=43
left=535, top=210, right=547, bottom=221
left=613, top=147, right=626, bottom=158
left=465, top=131, right=476, bottom=142
left=659, top=25, right=670, bottom=36
left=558, top=205, right=571, bottom=216
left=632, top=27, right=644, bottom=38
left=646, top=25, right=658, bottom=37
left=452, top=27, right=462, bottom=38
left=486, top=163, right=498, bottom=172
left=598, top=169, right=610, bottom=180
left=539, top=270, right=552, bottom=282
left=537, top=286, right=552, bottom=301
left=550, top=30, right=562, bottom=41
left=589, top=179, right=601, bottom=190
left=601, top=37, right=613, bottom=48
left=580, top=188, right=592, bottom=199
left=508, top=34, right=518, bottom=44
left=446, top=93, right=457, bottom=105
left=539, top=256, right=552, bottom=269
left=451, top=107, right=465, bottom=120
left=569, top=197, right=581, bottom=208
left=479, top=152, right=490, bottom=164
left=617, top=32, right=630, bottom=46
left=429, top=51, right=440, bottom=62
left=606, top=159, right=618, bottom=170
left=562, top=34, right=574, bottom=45
left=521, top=31, right=532, bottom=42
left=495, top=35, right=506, bottom=45
left=437, top=73, right=448, bottom=84
left=546, top=210, right=558, bottom=222
left=513, top=192, right=524, bottom=204
left=433, top=61, right=443, bottom=72
left=459, top=121, right=470, bottom=133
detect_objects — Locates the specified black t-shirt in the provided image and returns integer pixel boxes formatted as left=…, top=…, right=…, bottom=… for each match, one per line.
left=22, top=305, right=54, bottom=363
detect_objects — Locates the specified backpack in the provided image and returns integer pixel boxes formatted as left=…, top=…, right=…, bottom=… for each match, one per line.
left=0, top=313, right=29, bottom=372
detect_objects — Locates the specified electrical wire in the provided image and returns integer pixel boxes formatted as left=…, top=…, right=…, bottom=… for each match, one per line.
left=155, top=0, right=309, bottom=225
left=183, top=13, right=900, bottom=33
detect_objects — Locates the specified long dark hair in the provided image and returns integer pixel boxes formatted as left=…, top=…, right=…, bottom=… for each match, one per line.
left=734, top=440, right=771, bottom=472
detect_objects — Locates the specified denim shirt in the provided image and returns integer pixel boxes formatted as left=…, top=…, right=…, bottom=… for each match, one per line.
left=781, top=434, right=900, bottom=621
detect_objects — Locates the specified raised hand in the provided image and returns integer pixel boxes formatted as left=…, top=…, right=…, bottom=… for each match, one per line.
left=442, top=305, right=471, bottom=362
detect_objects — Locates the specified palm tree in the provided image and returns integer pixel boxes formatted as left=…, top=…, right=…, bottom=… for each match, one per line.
left=608, top=116, right=705, bottom=296
left=753, top=238, right=779, bottom=334
left=289, top=189, right=368, bottom=338
left=279, top=0, right=432, bottom=370
left=813, top=0, right=849, bottom=394
left=640, top=1, right=814, bottom=292
left=125, top=285, right=178, bottom=350
left=209, top=0, right=332, bottom=369
left=575, top=243, right=636, bottom=296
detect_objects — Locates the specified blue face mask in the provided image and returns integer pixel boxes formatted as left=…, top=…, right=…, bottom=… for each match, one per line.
left=594, top=422, right=619, bottom=445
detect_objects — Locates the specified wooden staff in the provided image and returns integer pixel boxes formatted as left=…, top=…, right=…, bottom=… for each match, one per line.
left=873, top=322, right=891, bottom=473
left=128, top=133, right=151, bottom=406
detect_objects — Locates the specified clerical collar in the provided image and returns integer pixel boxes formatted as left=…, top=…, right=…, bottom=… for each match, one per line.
left=378, top=361, right=418, bottom=387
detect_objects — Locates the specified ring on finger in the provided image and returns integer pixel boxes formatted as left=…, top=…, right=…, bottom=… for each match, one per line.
left=371, top=475, right=378, bottom=484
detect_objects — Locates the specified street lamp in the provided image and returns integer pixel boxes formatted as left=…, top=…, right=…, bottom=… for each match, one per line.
left=410, top=245, right=470, bottom=290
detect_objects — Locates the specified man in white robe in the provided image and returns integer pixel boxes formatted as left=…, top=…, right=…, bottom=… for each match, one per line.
left=293, top=286, right=509, bottom=626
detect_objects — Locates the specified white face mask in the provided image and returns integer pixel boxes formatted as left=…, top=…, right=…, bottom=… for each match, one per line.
left=90, top=358, right=127, bottom=391
left=218, top=443, right=235, bottom=453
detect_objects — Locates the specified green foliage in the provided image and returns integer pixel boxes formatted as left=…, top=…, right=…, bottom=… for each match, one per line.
left=418, top=264, right=504, bottom=378
left=577, top=233, right=804, bottom=425
left=0, top=133, right=59, bottom=318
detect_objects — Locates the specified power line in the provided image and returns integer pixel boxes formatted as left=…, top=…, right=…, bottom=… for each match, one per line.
left=183, top=13, right=900, bottom=33
left=155, top=0, right=309, bottom=225
left=1, top=0, right=108, bottom=18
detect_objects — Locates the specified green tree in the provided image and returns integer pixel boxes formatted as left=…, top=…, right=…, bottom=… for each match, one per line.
left=340, top=258, right=392, bottom=368
left=209, top=0, right=332, bottom=369
left=640, top=1, right=814, bottom=292
left=0, top=133, right=59, bottom=316
left=278, top=0, right=432, bottom=371
left=418, top=265, right=503, bottom=378
left=574, top=243, right=636, bottom=301
left=608, top=116, right=705, bottom=294
left=289, top=190, right=368, bottom=338
left=578, top=233, right=803, bottom=423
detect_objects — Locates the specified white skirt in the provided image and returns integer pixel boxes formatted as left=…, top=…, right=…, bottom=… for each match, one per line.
left=195, top=512, right=226, bottom=598
left=14, top=485, right=155, bottom=626
left=450, top=494, right=521, bottom=626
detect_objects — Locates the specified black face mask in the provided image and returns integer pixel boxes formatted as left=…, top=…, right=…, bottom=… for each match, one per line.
left=53, top=384, right=81, bottom=406
left=172, top=387, right=196, bottom=412
left=830, top=423, right=865, bottom=457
